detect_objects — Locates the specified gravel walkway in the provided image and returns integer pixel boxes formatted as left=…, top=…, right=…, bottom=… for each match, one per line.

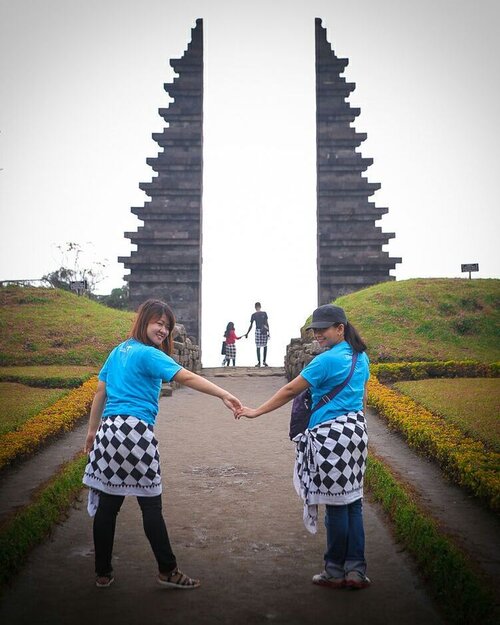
left=1, top=368, right=494, bottom=623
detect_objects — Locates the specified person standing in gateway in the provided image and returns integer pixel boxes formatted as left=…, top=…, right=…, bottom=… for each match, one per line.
left=245, top=302, right=270, bottom=367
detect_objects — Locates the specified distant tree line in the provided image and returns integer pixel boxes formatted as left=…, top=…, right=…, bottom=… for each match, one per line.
left=41, top=242, right=129, bottom=310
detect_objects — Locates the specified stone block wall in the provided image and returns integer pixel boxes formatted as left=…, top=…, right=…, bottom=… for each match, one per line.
left=161, top=323, right=201, bottom=396
left=172, top=323, right=201, bottom=373
left=284, top=330, right=322, bottom=381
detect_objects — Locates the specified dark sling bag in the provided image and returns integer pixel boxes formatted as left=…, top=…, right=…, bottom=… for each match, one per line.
left=289, top=352, right=359, bottom=440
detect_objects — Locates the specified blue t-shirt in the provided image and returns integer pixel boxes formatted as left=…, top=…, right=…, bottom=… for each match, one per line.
left=98, top=338, right=182, bottom=425
left=300, top=341, right=370, bottom=429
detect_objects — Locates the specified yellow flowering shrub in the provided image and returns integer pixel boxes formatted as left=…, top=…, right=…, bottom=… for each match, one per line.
left=367, top=377, right=500, bottom=511
left=0, top=376, right=97, bottom=470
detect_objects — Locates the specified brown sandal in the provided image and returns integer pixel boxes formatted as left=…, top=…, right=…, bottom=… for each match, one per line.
left=158, top=567, right=200, bottom=589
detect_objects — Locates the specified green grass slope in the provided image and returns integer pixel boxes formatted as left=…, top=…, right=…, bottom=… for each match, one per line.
left=2, top=279, right=499, bottom=366
left=331, top=278, right=500, bottom=363
left=0, top=287, right=134, bottom=366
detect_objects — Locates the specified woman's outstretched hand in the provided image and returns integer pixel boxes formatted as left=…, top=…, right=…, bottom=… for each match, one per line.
left=222, top=393, right=243, bottom=415
left=235, top=406, right=259, bottom=419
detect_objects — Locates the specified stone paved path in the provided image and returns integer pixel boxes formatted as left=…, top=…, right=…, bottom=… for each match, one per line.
left=0, top=368, right=495, bottom=623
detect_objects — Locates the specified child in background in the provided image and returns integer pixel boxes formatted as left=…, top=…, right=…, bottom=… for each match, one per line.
left=223, top=322, right=243, bottom=366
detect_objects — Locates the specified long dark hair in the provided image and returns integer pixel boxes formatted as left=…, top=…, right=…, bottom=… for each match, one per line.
left=224, top=322, right=235, bottom=338
left=336, top=322, right=367, bottom=353
left=130, top=299, right=175, bottom=355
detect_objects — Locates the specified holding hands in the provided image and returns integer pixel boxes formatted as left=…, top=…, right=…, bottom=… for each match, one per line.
left=234, top=377, right=307, bottom=422
left=235, top=406, right=259, bottom=419
left=221, top=392, right=243, bottom=415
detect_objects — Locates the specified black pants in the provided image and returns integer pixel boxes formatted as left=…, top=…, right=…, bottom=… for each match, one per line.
left=256, top=346, right=267, bottom=364
left=93, top=492, right=177, bottom=576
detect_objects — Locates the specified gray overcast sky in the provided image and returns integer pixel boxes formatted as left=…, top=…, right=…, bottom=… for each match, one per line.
left=1, top=0, right=499, bottom=366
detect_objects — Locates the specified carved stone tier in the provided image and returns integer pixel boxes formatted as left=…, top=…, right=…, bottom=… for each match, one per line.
left=119, top=19, right=203, bottom=342
left=315, top=18, right=401, bottom=304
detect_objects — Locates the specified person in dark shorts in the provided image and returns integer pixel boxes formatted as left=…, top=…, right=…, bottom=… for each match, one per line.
left=245, top=302, right=270, bottom=367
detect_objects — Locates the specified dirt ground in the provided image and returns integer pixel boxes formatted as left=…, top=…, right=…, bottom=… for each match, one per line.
left=0, top=373, right=446, bottom=625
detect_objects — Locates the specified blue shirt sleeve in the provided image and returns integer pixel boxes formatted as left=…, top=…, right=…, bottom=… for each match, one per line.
left=300, top=351, right=330, bottom=388
left=364, top=353, right=371, bottom=383
left=98, top=350, right=113, bottom=382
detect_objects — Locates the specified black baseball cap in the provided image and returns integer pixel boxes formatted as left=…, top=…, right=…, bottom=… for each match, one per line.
left=306, top=304, right=348, bottom=329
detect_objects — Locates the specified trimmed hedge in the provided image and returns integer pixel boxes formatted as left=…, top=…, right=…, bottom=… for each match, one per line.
left=371, top=360, right=500, bottom=383
left=0, top=454, right=87, bottom=589
left=0, top=366, right=97, bottom=388
left=0, top=377, right=97, bottom=471
left=0, top=373, right=94, bottom=388
left=366, top=455, right=496, bottom=625
left=367, top=376, right=500, bottom=511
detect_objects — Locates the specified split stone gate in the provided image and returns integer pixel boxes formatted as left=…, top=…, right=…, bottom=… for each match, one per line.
left=119, top=18, right=401, bottom=343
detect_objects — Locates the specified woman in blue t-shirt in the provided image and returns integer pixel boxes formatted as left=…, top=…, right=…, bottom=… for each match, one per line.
left=83, top=299, right=242, bottom=590
left=236, top=304, right=370, bottom=590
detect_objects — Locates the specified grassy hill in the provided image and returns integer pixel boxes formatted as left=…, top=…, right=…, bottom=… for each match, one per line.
left=1, top=279, right=499, bottom=366
left=331, top=278, right=500, bottom=363
left=0, top=287, right=134, bottom=366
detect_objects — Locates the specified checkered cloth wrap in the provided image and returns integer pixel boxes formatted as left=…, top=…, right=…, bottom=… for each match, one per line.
left=255, top=328, right=268, bottom=347
left=293, top=411, right=367, bottom=534
left=83, top=415, right=162, bottom=510
left=225, top=343, right=236, bottom=359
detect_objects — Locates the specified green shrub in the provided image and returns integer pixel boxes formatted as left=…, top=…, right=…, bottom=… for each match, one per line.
left=371, top=360, right=499, bottom=383
left=366, top=455, right=496, bottom=624
left=0, top=454, right=87, bottom=588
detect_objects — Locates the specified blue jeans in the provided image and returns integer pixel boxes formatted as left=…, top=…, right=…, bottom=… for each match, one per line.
left=324, top=498, right=366, bottom=578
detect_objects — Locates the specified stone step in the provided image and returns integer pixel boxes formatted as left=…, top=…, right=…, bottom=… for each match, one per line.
left=201, top=366, right=286, bottom=378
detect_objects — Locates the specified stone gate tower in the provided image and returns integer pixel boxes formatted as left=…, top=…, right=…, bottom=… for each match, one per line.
left=315, top=18, right=401, bottom=304
left=120, top=19, right=203, bottom=342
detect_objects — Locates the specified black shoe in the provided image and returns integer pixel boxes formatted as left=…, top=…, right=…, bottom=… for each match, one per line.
left=263, top=362, right=268, bottom=367
left=255, top=363, right=261, bottom=367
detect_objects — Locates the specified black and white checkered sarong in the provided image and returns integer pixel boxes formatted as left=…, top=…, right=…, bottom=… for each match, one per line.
left=83, top=415, right=162, bottom=506
left=293, top=411, right=367, bottom=533
left=225, top=343, right=236, bottom=359
left=255, top=328, right=268, bottom=347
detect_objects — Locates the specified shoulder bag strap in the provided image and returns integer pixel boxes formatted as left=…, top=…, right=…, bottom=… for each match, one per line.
left=311, top=352, right=359, bottom=414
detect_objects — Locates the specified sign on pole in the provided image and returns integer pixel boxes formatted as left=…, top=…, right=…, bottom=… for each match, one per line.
left=70, top=280, right=88, bottom=295
left=461, top=263, right=479, bottom=279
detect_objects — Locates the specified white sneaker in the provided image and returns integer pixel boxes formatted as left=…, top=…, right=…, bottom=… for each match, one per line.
left=345, top=570, right=371, bottom=589
left=312, top=571, right=345, bottom=589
